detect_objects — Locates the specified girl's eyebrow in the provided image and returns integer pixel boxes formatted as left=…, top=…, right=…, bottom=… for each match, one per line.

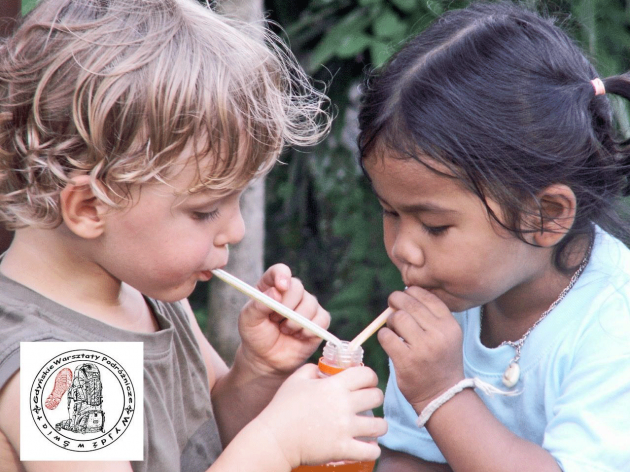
left=401, top=202, right=459, bottom=214
left=374, top=191, right=458, bottom=214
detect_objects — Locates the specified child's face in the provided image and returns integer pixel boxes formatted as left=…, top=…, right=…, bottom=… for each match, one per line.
left=364, top=153, right=543, bottom=313
left=95, top=155, right=245, bottom=303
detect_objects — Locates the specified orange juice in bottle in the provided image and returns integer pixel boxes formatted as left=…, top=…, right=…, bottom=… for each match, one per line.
left=291, top=341, right=376, bottom=472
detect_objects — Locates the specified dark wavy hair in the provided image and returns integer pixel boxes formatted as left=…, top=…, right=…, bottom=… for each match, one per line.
left=358, top=1, right=630, bottom=271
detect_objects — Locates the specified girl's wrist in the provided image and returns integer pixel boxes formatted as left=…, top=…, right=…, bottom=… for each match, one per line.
left=408, top=376, right=466, bottom=416
left=416, top=378, right=519, bottom=428
left=415, top=378, right=476, bottom=427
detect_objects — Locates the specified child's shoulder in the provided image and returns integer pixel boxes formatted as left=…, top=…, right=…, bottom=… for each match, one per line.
left=584, top=229, right=630, bottom=298
left=559, top=230, right=630, bottom=354
left=0, top=274, right=78, bottom=391
left=0, top=273, right=197, bottom=368
left=0, top=272, right=74, bottom=341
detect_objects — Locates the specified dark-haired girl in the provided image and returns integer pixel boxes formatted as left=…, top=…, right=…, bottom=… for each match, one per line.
left=358, top=2, right=630, bottom=471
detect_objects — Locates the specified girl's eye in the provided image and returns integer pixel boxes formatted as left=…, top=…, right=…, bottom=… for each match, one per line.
left=382, top=208, right=398, bottom=218
left=422, top=224, right=450, bottom=236
left=192, top=209, right=220, bottom=222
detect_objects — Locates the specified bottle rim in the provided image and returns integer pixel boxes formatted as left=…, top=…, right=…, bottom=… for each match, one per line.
left=319, top=341, right=364, bottom=375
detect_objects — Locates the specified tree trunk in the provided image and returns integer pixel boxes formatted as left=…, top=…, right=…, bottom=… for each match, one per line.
left=0, top=0, right=20, bottom=254
left=206, top=0, right=265, bottom=365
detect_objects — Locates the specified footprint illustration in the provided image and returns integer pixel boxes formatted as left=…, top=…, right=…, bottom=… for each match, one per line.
left=45, top=368, right=73, bottom=410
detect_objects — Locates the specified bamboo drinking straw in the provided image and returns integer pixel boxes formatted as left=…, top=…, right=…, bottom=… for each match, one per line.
left=211, top=269, right=342, bottom=346
left=347, top=307, right=394, bottom=352
left=348, top=285, right=410, bottom=351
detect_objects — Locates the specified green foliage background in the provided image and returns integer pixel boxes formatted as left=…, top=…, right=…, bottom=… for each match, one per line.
left=19, top=0, right=630, bottom=393
left=21, top=0, right=38, bottom=15
left=261, top=0, right=630, bottom=384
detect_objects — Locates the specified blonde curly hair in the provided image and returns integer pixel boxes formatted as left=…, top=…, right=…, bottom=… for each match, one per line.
left=0, top=0, right=329, bottom=228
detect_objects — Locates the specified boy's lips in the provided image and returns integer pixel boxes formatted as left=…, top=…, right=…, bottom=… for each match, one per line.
left=199, top=270, right=214, bottom=281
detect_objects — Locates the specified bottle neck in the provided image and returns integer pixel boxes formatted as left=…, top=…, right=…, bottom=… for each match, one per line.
left=318, top=341, right=364, bottom=376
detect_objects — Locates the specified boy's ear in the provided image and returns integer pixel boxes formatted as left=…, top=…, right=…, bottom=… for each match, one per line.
left=60, top=175, right=107, bottom=239
left=530, top=184, right=577, bottom=247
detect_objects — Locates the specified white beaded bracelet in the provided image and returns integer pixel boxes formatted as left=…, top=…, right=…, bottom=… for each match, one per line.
left=417, top=378, right=519, bottom=428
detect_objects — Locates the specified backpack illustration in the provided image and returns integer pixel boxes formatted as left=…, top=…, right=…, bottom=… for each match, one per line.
left=55, top=363, right=105, bottom=434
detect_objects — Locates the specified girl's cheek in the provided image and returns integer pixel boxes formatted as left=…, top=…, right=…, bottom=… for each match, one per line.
left=383, top=215, right=397, bottom=241
left=383, top=228, right=397, bottom=262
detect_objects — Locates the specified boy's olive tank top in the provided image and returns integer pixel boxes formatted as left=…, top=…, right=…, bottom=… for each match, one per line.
left=0, top=272, right=222, bottom=472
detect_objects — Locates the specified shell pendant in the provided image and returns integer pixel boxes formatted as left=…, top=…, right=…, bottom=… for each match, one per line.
left=502, top=362, right=520, bottom=388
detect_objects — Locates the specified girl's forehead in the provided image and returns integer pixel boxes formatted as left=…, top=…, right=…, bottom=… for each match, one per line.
left=365, top=152, right=482, bottom=208
left=369, top=157, right=447, bottom=194
left=365, top=149, right=456, bottom=181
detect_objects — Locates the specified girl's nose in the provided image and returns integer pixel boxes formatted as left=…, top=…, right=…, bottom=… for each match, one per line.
left=390, top=227, right=425, bottom=268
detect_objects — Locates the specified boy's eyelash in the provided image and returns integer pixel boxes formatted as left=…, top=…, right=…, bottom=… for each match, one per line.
left=193, top=210, right=220, bottom=221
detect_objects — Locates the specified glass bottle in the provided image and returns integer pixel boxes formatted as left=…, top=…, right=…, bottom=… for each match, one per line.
left=291, top=341, right=376, bottom=472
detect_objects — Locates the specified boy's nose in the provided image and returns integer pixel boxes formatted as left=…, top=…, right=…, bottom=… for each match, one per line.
left=214, top=202, right=245, bottom=248
left=228, top=210, right=246, bottom=245
left=225, top=208, right=245, bottom=246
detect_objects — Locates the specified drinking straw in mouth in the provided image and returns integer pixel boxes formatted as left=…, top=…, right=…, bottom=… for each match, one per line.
left=211, top=269, right=342, bottom=346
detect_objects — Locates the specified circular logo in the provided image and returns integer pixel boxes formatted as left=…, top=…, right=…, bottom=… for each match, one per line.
left=29, top=349, right=136, bottom=452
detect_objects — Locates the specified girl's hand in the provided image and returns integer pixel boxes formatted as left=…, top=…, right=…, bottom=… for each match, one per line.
left=377, top=286, right=465, bottom=414
left=253, top=363, right=387, bottom=469
left=238, top=264, right=330, bottom=376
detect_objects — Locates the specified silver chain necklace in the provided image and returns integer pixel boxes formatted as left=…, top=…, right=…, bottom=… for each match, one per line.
left=481, top=241, right=593, bottom=388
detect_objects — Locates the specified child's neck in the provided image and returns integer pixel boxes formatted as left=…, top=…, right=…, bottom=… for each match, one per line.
left=481, top=275, right=567, bottom=348
left=480, top=239, right=590, bottom=348
left=0, top=228, right=159, bottom=333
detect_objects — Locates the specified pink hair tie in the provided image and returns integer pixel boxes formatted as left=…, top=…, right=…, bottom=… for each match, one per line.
left=591, top=78, right=606, bottom=96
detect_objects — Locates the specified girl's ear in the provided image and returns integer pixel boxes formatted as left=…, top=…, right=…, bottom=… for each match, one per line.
left=531, top=183, right=577, bottom=247
left=60, top=175, right=108, bottom=239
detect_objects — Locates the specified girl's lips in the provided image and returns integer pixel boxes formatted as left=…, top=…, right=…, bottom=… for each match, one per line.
left=200, top=270, right=213, bottom=281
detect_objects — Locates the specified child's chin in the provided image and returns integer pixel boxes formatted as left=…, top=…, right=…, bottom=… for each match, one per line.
left=447, top=300, right=480, bottom=314
left=431, top=292, right=469, bottom=313
left=147, top=283, right=198, bottom=304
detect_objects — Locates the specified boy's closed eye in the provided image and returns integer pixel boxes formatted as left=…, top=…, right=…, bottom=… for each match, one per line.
left=192, top=209, right=221, bottom=222
left=182, top=189, right=243, bottom=223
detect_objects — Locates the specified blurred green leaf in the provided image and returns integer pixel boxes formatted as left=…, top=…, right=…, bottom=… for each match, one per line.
left=390, top=0, right=418, bottom=13
left=369, top=40, right=392, bottom=67
left=22, top=0, right=38, bottom=14
left=373, top=7, right=407, bottom=39
left=337, top=33, right=373, bottom=59
left=309, top=9, right=372, bottom=69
